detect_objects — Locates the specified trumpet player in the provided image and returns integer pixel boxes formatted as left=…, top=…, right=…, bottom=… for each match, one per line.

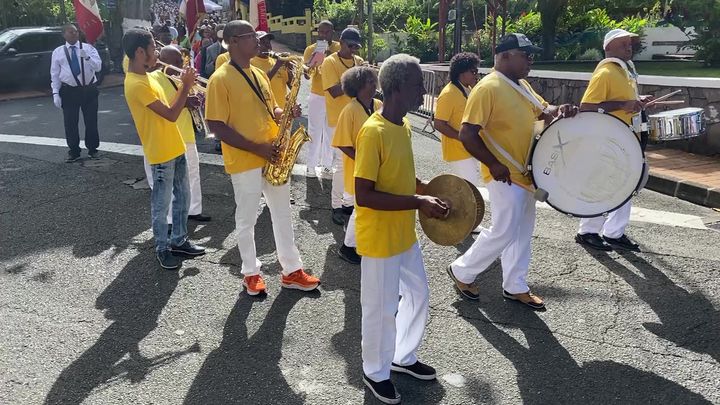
left=142, top=45, right=211, bottom=223
left=122, top=29, right=206, bottom=270
left=251, top=31, right=293, bottom=109
left=205, top=20, right=320, bottom=296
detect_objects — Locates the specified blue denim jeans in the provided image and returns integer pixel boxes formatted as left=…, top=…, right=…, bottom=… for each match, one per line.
left=151, top=155, right=190, bottom=252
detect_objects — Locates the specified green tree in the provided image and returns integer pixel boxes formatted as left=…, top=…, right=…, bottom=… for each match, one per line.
left=537, top=0, right=569, bottom=60
left=670, top=0, right=720, bottom=66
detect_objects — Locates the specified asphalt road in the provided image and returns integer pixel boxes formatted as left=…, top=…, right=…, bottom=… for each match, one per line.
left=1, top=82, right=719, bottom=404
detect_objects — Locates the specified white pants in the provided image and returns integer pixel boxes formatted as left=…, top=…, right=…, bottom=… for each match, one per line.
left=230, top=168, right=303, bottom=276
left=451, top=181, right=536, bottom=294
left=307, top=93, right=334, bottom=169
left=361, top=243, right=429, bottom=382
left=578, top=200, right=632, bottom=239
left=144, top=142, right=203, bottom=223
left=344, top=196, right=357, bottom=247
left=449, top=157, right=481, bottom=186
left=327, top=134, right=351, bottom=209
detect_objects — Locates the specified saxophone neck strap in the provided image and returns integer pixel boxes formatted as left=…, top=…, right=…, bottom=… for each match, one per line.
left=230, top=61, right=275, bottom=119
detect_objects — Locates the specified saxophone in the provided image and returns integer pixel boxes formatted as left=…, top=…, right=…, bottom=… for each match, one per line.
left=263, top=55, right=311, bottom=186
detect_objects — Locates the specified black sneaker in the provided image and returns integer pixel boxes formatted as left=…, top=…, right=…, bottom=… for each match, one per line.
left=603, top=234, right=640, bottom=251
left=332, top=208, right=345, bottom=226
left=170, top=241, right=206, bottom=257
left=575, top=233, right=612, bottom=251
left=65, top=152, right=81, bottom=163
left=341, top=205, right=354, bottom=215
left=390, top=361, right=437, bottom=381
left=188, top=214, right=212, bottom=222
left=157, top=250, right=181, bottom=270
left=338, top=244, right=361, bottom=264
left=88, top=150, right=99, bottom=159
left=363, top=375, right=400, bottom=404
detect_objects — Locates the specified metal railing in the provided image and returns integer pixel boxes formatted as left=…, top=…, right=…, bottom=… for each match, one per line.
left=410, top=69, right=437, bottom=135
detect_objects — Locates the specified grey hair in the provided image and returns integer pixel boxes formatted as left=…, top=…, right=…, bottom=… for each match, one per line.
left=378, top=54, right=421, bottom=97
left=341, top=66, right=378, bottom=98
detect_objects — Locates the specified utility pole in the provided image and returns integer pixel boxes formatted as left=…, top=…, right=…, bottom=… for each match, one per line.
left=453, top=0, right=462, bottom=55
left=438, top=0, right=448, bottom=62
left=367, top=0, right=374, bottom=63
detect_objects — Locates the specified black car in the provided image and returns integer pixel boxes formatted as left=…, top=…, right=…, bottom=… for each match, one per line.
left=0, top=26, right=110, bottom=91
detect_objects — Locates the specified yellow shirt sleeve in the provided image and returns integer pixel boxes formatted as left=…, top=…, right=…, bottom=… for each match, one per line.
left=135, top=76, right=162, bottom=108
left=205, top=74, right=230, bottom=123
left=303, top=45, right=313, bottom=63
left=434, top=87, right=457, bottom=122
left=321, top=57, right=339, bottom=92
left=215, top=52, right=230, bottom=69
left=332, top=103, right=356, bottom=148
left=354, top=126, right=382, bottom=182
left=582, top=68, right=611, bottom=104
left=463, top=85, right=493, bottom=128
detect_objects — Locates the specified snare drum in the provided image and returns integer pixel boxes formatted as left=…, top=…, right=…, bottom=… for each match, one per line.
left=648, top=107, right=705, bottom=141
left=527, top=112, right=645, bottom=217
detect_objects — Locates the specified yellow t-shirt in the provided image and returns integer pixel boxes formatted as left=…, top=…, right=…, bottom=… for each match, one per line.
left=332, top=98, right=383, bottom=196
left=582, top=62, right=638, bottom=126
left=435, top=82, right=472, bottom=161
left=321, top=52, right=364, bottom=127
left=463, top=72, right=548, bottom=187
left=124, top=72, right=185, bottom=164
left=303, top=40, right=341, bottom=95
left=354, top=112, right=417, bottom=258
left=149, top=70, right=196, bottom=144
left=251, top=56, right=290, bottom=109
left=205, top=63, right=279, bottom=174
left=122, top=55, right=129, bottom=73
left=215, top=52, right=230, bottom=70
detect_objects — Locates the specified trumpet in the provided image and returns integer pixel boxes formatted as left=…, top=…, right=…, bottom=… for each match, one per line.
left=156, top=60, right=208, bottom=94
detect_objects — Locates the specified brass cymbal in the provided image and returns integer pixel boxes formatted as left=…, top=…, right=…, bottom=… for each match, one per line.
left=419, top=174, right=485, bottom=246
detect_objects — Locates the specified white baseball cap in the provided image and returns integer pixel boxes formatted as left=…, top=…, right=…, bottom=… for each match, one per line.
left=603, top=29, right=638, bottom=50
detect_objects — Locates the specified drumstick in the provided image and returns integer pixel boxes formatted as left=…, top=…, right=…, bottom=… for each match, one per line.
left=514, top=181, right=549, bottom=202
left=646, top=90, right=682, bottom=106
left=650, top=100, right=685, bottom=106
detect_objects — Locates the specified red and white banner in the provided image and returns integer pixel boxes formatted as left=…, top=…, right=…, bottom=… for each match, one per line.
left=180, top=0, right=207, bottom=37
left=73, top=0, right=103, bottom=44
left=249, top=0, right=268, bottom=32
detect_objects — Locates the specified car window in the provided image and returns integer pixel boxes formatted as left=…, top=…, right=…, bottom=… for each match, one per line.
left=0, top=31, right=18, bottom=49
left=44, top=33, right=65, bottom=49
left=12, top=33, right=46, bottom=53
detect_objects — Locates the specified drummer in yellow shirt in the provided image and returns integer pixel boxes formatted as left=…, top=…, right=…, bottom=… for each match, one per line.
left=331, top=65, right=382, bottom=265
left=251, top=31, right=292, bottom=109
left=354, top=54, right=447, bottom=405
left=575, top=29, right=654, bottom=252
left=434, top=52, right=481, bottom=186
left=303, top=20, right=341, bottom=178
left=122, top=29, right=206, bottom=270
left=445, top=34, right=577, bottom=310
left=321, top=27, right=365, bottom=226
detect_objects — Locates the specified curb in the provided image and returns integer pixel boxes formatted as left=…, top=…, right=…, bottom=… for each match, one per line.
left=0, top=74, right=124, bottom=102
left=646, top=172, right=720, bottom=209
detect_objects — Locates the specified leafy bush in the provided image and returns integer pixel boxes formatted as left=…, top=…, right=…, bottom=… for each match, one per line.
left=396, top=15, right=438, bottom=62
left=313, top=0, right=356, bottom=31
left=578, top=48, right=603, bottom=61
left=670, top=0, right=720, bottom=66
left=507, top=11, right=542, bottom=42
left=373, top=0, right=424, bottom=32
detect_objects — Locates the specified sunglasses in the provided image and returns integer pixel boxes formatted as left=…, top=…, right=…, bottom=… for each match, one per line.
left=346, top=43, right=361, bottom=49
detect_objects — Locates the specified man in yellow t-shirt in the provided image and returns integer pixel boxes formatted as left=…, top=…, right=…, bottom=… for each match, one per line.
left=205, top=20, right=319, bottom=297
left=122, top=29, right=206, bottom=270
left=321, top=27, right=365, bottom=226
left=576, top=29, right=654, bottom=252
left=446, top=34, right=577, bottom=310
left=355, top=54, right=448, bottom=404
left=215, top=51, right=230, bottom=70
left=303, top=20, right=341, bottom=178
left=142, top=45, right=211, bottom=224
left=331, top=66, right=381, bottom=265
left=251, top=31, right=292, bottom=109
left=434, top=52, right=481, bottom=186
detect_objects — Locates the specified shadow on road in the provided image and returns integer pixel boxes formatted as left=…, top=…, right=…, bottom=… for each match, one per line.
left=453, top=298, right=711, bottom=404
left=44, top=250, right=199, bottom=405
left=183, top=289, right=320, bottom=404
left=587, top=248, right=720, bottom=364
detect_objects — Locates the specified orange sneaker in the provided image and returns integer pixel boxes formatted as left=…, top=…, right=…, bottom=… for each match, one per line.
left=243, top=274, right=267, bottom=296
left=281, top=269, right=320, bottom=291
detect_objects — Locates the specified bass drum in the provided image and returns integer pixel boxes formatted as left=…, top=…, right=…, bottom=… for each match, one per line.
left=527, top=112, right=645, bottom=218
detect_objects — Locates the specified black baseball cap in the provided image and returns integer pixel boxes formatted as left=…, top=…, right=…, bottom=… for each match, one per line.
left=340, top=27, right=362, bottom=46
left=495, top=33, right=543, bottom=54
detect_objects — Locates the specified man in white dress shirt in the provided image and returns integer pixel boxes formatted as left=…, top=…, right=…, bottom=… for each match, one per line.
left=50, top=24, right=102, bottom=162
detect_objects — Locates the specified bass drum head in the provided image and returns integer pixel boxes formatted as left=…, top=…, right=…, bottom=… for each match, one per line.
left=529, top=112, right=644, bottom=217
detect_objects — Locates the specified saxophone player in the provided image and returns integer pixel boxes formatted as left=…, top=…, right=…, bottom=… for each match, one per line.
left=251, top=31, right=293, bottom=109
left=205, top=20, right=320, bottom=296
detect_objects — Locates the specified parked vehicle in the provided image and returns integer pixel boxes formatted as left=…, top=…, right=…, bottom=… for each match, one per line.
left=0, top=26, right=110, bottom=91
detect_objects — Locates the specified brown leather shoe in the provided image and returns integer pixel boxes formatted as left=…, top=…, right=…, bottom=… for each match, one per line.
left=502, top=290, right=545, bottom=310
left=446, top=266, right=480, bottom=300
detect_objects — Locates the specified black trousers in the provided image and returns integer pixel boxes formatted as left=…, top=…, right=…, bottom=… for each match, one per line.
left=59, top=84, right=99, bottom=155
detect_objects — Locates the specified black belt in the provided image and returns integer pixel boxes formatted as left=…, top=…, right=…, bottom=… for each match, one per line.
left=61, top=79, right=96, bottom=88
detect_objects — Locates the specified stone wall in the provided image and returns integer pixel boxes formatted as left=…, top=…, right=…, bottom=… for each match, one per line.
left=423, top=65, right=720, bottom=156
left=269, top=31, right=307, bottom=52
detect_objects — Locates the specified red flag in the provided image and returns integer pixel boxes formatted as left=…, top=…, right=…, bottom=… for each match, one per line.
left=73, top=0, right=104, bottom=44
left=249, top=0, right=269, bottom=32
left=182, top=0, right=207, bottom=39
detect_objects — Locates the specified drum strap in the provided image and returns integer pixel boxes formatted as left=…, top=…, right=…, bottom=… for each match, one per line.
left=596, top=58, right=640, bottom=100
left=495, top=71, right=549, bottom=115
left=481, top=131, right=527, bottom=175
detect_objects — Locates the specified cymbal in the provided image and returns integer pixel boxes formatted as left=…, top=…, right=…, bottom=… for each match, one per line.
left=419, top=174, right=485, bottom=246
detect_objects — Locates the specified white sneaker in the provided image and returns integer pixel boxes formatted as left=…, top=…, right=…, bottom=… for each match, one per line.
left=306, top=167, right=317, bottom=178
left=320, top=167, right=333, bottom=179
